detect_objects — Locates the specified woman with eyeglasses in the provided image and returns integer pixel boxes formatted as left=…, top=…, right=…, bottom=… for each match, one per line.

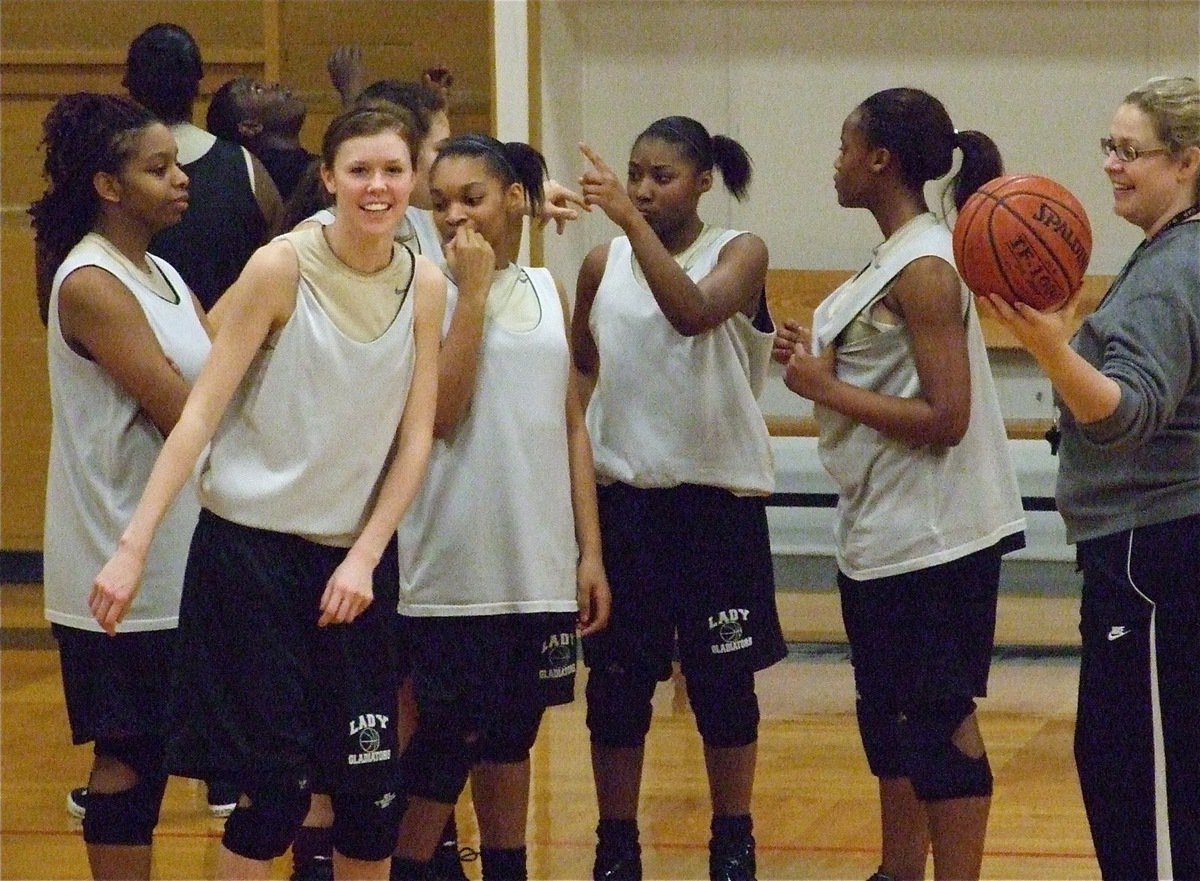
left=774, top=88, right=1025, bottom=881
left=980, top=76, right=1200, bottom=881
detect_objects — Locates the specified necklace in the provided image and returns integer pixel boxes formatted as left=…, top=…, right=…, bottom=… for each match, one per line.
left=1101, top=202, right=1200, bottom=308
left=321, top=224, right=394, bottom=275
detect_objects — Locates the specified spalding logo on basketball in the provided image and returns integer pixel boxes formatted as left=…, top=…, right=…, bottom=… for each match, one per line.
left=952, top=174, right=1093, bottom=311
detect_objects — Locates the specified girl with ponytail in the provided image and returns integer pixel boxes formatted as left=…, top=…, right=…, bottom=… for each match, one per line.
left=389, top=133, right=611, bottom=881
left=774, top=87, right=1024, bottom=881
left=573, top=117, right=786, bottom=881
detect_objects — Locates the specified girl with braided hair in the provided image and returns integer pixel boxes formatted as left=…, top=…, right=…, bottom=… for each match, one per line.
left=31, top=91, right=208, bottom=881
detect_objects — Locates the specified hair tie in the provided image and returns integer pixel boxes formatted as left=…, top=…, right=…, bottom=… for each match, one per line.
left=460, top=133, right=517, bottom=178
left=656, top=117, right=710, bottom=161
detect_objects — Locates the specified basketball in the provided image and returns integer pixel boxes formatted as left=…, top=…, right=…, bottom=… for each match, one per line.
left=952, top=174, right=1092, bottom=311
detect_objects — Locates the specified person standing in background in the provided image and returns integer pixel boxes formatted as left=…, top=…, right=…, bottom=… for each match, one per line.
left=206, top=75, right=316, bottom=203
left=123, top=22, right=282, bottom=312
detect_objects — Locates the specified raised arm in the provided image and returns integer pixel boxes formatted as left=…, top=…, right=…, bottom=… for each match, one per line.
left=90, top=241, right=298, bottom=633
left=578, top=142, right=766, bottom=336
left=433, top=225, right=495, bottom=436
left=327, top=45, right=367, bottom=107
left=536, top=178, right=590, bottom=236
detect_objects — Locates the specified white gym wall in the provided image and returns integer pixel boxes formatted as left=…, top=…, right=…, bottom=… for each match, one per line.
left=526, top=0, right=1198, bottom=420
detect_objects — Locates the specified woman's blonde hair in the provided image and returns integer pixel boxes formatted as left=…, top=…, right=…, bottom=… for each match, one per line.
left=1124, top=76, right=1200, bottom=154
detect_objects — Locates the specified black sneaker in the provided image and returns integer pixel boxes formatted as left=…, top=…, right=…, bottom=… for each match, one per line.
left=429, top=839, right=477, bottom=881
left=290, top=855, right=334, bottom=881
left=709, top=835, right=756, bottom=881
left=66, top=786, right=88, bottom=819
left=206, top=781, right=240, bottom=818
left=593, top=841, right=642, bottom=881
left=866, top=871, right=896, bottom=881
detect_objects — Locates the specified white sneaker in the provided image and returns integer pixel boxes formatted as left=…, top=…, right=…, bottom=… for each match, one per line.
left=206, top=781, right=239, bottom=818
left=66, top=786, right=88, bottom=819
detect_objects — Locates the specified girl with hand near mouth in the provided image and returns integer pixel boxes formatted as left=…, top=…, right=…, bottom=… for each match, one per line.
left=389, top=132, right=610, bottom=881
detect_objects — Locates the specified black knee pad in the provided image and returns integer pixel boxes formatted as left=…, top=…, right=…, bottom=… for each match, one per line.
left=905, top=698, right=993, bottom=802
left=83, top=736, right=168, bottom=846
left=586, top=664, right=657, bottom=748
left=82, top=765, right=168, bottom=846
left=94, top=734, right=165, bottom=781
left=330, top=787, right=404, bottom=862
left=478, top=707, right=545, bottom=764
left=222, top=776, right=311, bottom=862
left=399, top=718, right=478, bottom=804
left=687, top=671, right=759, bottom=749
left=910, top=744, right=993, bottom=802
left=855, top=697, right=907, bottom=779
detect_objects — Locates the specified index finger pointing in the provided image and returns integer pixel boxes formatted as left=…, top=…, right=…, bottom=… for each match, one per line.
left=578, top=142, right=611, bottom=174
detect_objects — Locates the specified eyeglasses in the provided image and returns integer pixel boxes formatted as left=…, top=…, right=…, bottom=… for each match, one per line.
left=1100, top=137, right=1171, bottom=163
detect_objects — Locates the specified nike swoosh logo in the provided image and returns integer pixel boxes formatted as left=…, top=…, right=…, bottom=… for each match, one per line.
left=1107, top=626, right=1130, bottom=641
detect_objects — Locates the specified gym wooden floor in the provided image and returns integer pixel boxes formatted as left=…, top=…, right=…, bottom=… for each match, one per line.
left=1, top=582, right=1100, bottom=880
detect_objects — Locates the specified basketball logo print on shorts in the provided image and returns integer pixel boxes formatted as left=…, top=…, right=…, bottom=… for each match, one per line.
left=539, top=631, right=577, bottom=680
left=347, top=712, right=392, bottom=766
left=709, top=608, right=754, bottom=655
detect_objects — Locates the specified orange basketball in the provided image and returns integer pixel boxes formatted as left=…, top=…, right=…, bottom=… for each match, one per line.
left=952, top=174, right=1092, bottom=311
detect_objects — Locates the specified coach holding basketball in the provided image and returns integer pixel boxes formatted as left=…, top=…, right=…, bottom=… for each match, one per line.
left=981, top=76, right=1200, bottom=881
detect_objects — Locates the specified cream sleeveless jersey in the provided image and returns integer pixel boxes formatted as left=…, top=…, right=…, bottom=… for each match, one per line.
left=586, top=229, right=775, bottom=495
left=813, top=214, right=1025, bottom=580
left=44, top=234, right=210, bottom=631
left=397, top=267, right=578, bottom=615
left=311, top=205, right=444, bottom=264
left=198, top=227, right=417, bottom=547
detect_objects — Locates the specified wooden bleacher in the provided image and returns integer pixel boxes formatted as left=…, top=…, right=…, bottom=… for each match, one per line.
left=762, top=268, right=1112, bottom=440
